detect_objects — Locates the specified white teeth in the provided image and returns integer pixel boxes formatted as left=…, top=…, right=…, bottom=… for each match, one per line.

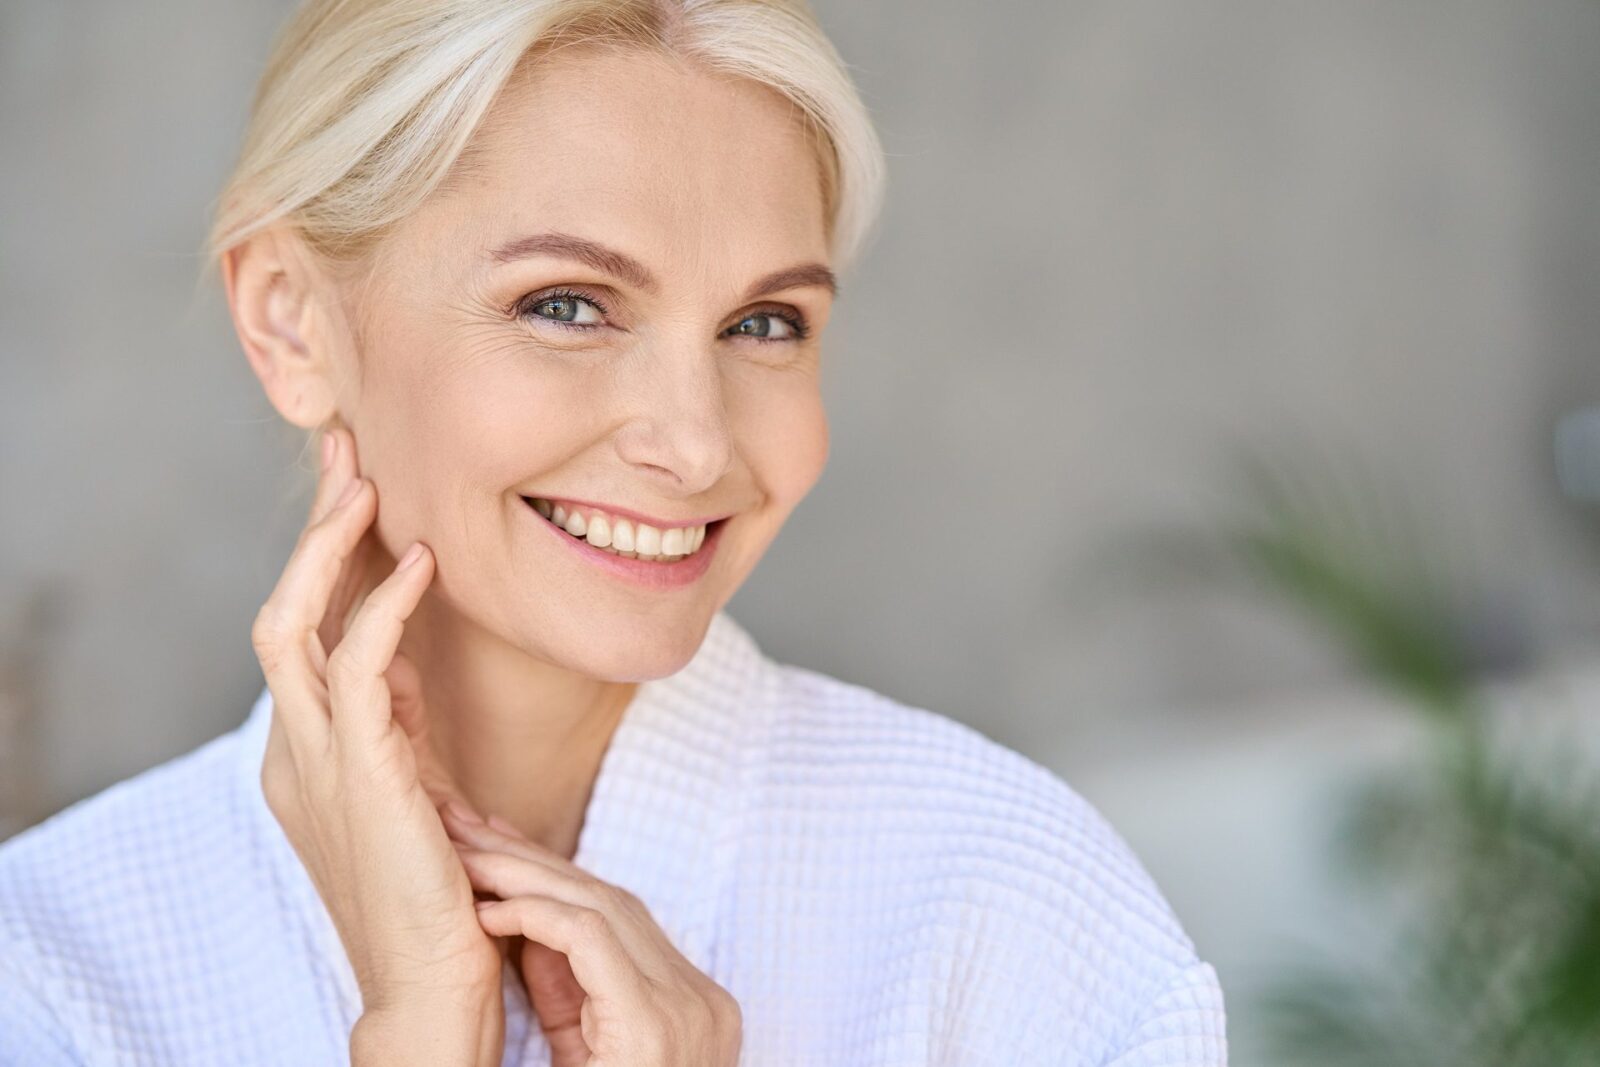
left=634, top=523, right=661, bottom=556
left=528, top=498, right=711, bottom=562
left=612, top=518, right=635, bottom=552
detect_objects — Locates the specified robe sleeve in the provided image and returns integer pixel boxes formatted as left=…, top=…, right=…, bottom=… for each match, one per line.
left=1095, top=958, right=1229, bottom=1067
left=0, top=936, right=83, bottom=1066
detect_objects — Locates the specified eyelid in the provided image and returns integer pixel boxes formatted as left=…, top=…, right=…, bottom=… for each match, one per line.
left=726, top=303, right=811, bottom=342
left=512, top=287, right=811, bottom=341
left=529, top=287, right=610, bottom=315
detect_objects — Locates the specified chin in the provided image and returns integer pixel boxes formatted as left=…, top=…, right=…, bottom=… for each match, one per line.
left=518, top=611, right=714, bottom=683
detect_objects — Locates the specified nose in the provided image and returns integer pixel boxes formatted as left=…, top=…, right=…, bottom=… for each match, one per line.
left=613, top=344, right=735, bottom=495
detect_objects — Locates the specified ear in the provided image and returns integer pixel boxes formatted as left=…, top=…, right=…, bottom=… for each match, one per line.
left=220, top=224, right=350, bottom=430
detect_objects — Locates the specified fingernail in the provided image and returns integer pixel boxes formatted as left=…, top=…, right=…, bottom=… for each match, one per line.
left=397, top=542, right=425, bottom=570
left=336, top=477, right=362, bottom=508
left=320, top=432, right=335, bottom=471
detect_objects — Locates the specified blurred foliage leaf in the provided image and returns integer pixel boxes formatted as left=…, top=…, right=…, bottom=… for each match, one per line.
left=1221, top=443, right=1491, bottom=722
left=1133, top=440, right=1600, bottom=1066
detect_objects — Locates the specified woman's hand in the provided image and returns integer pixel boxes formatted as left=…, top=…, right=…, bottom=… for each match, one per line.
left=438, top=802, right=743, bottom=1067
left=250, top=426, right=505, bottom=1066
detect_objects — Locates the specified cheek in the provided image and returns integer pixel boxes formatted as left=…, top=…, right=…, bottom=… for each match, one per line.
left=358, top=347, right=600, bottom=545
left=737, top=375, right=829, bottom=509
left=429, top=362, right=593, bottom=486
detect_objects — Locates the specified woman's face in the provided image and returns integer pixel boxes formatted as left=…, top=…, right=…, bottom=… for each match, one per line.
left=333, top=46, right=834, bottom=680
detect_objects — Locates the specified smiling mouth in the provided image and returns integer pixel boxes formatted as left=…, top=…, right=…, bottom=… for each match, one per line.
left=521, top=496, right=726, bottom=562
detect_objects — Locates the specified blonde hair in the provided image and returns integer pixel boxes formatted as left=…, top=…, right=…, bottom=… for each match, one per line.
left=200, top=0, right=886, bottom=288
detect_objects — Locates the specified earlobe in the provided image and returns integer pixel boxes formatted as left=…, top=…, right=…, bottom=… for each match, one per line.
left=223, top=228, right=340, bottom=429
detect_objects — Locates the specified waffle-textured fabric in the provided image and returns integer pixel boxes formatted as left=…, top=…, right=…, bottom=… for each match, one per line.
left=0, top=609, right=1227, bottom=1065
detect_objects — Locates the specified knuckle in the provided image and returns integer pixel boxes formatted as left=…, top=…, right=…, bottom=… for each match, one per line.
left=713, top=985, right=743, bottom=1030
left=259, top=761, right=298, bottom=820
left=667, top=997, right=711, bottom=1059
left=258, top=762, right=282, bottom=809
left=294, top=510, right=349, bottom=562
left=570, top=905, right=609, bottom=941
left=675, top=991, right=712, bottom=1034
left=250, top=609, right=292, bottom=668
left=304, top=506, right=348, bottom=544
left=632, top=1001, right=675, bottom=1058
left=593, top=880, right=629, bottom=912
left=289, top=521, right=321, bottom=559
left=715, top=991, right=743, bottom=1059
left=325, top=645, right=364, bottom=690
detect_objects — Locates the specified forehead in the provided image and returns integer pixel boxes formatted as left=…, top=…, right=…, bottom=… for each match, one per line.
left=412, top=44, right=830, bottom=276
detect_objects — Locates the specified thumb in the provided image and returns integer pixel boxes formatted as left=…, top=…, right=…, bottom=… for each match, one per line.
left=384, top=651, right=426, bottom=736
left=520, top=938, right=589, bottom=1060
left=380, top=655, right=438, bottom=790
left=384, top=651, right=452, bottom=801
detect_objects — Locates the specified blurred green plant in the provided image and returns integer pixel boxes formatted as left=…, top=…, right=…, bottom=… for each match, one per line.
left=1205, top=445, right=1600, bottom=1067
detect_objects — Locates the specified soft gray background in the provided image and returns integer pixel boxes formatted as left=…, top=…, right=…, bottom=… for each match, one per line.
left=4, top=2, right=1599, bottom=1062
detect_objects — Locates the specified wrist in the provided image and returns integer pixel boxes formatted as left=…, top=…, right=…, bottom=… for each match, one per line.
left=351, top=991, right=505, bottom=1067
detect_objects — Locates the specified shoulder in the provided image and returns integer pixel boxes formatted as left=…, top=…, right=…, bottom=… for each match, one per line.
left=758, top=662, right=1228, bottom=1064
left=0, top=719, right=252, bottom=1028
left=0, top=721, right=245, bottom=935
left=0, top=926, right=82, bottom=1065
left=765, top=660, right=1182, bottom=932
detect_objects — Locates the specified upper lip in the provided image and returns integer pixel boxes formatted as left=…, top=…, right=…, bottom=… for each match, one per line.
left=522, top=495, right=733, bottom=530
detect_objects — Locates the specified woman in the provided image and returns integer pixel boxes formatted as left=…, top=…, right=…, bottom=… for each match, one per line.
left=0, top=1, right=1227, bottom=1064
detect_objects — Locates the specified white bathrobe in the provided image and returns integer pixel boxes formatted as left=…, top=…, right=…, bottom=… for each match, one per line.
left=0, top=609, right=1226, bottom=1065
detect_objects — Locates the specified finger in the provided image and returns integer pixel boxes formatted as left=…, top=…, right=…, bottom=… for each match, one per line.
left=305, top=428, right=370, bottom=661
left=485, top=813, right=523, bottom=838
left=256, top=476, right=375, bottom=665
left=442, top=813, right=588, bottom=886
left=319, top=522, right=381, bottom=657
left=266, top=477, right=375, bottom=653
left=440, top=806, right=584, bottom=876
left=473, top=896, right=649, bottom=1004
left=451, top=845, right=595, bottom=911
left=452, top=844, right=670, bottom=979
left=384, top=651, right=427, bottom=744
left=437, top=797, right=493, bottom=834
left=386, top=653, right=449, bottom=794
left=516, top=940, right=588, bottom=1058
left=251, top=479, right=375, bottom=747
left=308, top=425, right=359, bottom=526
left=324, top=541, right=434, bottom=753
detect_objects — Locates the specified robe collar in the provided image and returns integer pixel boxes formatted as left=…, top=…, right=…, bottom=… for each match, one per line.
left=232, top=608, right=772, bottom=1063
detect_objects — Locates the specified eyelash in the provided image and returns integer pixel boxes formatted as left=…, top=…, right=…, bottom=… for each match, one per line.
left=513, top=287, right=811, bottom=342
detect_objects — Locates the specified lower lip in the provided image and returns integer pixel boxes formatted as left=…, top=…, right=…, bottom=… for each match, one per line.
left=521, top=498, right=725, bottom=590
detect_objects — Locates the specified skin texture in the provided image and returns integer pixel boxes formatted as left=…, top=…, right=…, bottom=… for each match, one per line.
left=223, top=43, right=833, bottom=1065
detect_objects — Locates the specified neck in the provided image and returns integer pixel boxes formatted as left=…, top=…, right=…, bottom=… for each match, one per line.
left=392, top=581, right=638, bottom=861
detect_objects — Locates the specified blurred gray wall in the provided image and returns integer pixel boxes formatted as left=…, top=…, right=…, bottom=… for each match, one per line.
left=3, top=0, right=1599, bottom=975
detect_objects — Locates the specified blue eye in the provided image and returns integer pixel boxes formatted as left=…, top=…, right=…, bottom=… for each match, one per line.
left=521, top=290, right=606, bottom=327
left=724, top=311, right=809, bottom=342
left=514, top=289, right=810, bottom=342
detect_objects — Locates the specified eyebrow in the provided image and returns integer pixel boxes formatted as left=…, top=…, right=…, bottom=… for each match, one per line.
left=488, top=231, right=837, bottom=302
